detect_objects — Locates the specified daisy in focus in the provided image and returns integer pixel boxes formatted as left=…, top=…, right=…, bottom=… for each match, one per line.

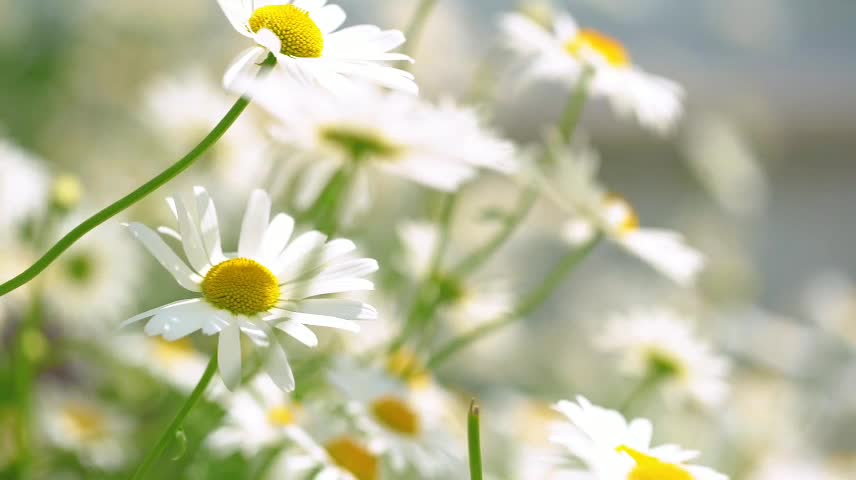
left=542, top=138, right=705, bottom=286
left=39, top=389, right=133, bottom=471
left=329, top=361, right=464, bottom=477
left=551, top=396, right=728, bottom=480
left=243, top=79, right=517, bottom=223
left=217, top=0, right=417, bottom=94
left=122, top=187, right=378, bottom=391
left=597, top=308, right=730, bottom=408
left=500, top=8, right=684, bottom=133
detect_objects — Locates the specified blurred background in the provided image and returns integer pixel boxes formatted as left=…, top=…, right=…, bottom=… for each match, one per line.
left=1, top=0, right=856, bottom=478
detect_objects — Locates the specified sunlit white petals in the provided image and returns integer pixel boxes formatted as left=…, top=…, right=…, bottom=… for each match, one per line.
left=500, top=11, right=684, bottom=134
left=0, top=139, right=49, bottom=230
left=551, top=396, right=728, bottom=480
left=218, top=0, right=416, bottom=94
left=616, top=229, right=706, bottom=288
left=124, top=187, right=377, bottom=391
left=596, top=308, right=730, bottom=408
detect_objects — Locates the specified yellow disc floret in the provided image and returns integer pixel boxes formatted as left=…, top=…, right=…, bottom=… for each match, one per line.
left=267, top=405, right=297, bottom=426
left=566, top=29, right=631, bottom=68
left=325, top=437, right=379, bottom=480
left=249, top=5, right=324, bottom=58
left=370, top=395, right=421, bottom=436
left=617, top=446, right=694, bottom=480
left=201, top=258, right=280, bottom=316
left=603, top=194, right=640, bottom=237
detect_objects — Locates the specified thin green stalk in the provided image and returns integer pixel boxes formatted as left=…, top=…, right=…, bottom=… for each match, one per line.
left=0, top=57, right=276, bottom=299
left=428, top=235, right=602, bottom=369
left=558, top=67, right=594, bottom=144
left=308, top=168, right=353, bottom=237
left=452, top=184, right=538, bottom=277
left=619, top=367, right=667, bottom=414
left=13, top=291, right=44, bottom=479
left=129, top=356, right=218, bottom=480
left=388, top=193, right=457, bottom=352
left=402, top=0, right=439, bottom=57
left=467, top=400, right=483, bottom=480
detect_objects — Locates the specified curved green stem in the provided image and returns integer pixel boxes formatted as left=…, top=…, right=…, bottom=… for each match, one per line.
left=427, top=235, right=602, bottom=369
left=467, top=400, right=483, bottom=480
left=0, top=56, right=277, bottom=298
left=129, top=356, right=218, bottom=480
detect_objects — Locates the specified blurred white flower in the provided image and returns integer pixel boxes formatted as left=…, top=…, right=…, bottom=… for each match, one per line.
left=143, top=69, right=271, bottom=197
left=329, top=361, right=464, bottom=477
left=398, top=221, right=513, bottom=332
left=43, top=221, right=142, bottom=336
left=500, top=10, right=683, bottom=134
left=207, top=374, right=307, bottom=456
left=241, top=79, right=517, bottom=223
left=683, top=114, right=768, bottom=217
left=265, top=429, right=382, bottom=480
left=112, top=335, right=210, bottom=393
left=597, top=308, right=730, bottom=408
left=749, top=455, right=839, bottom=480
left=551, top=396, right=728, bottom=480
left=40, top=389, right=133, bottom=471
left=544, top=139, right=705, bottom=286
left=217, top=0, right=416, bottom=94
left=122, top=187, right=378, bottom=391
left=0, top=138, right=49, bottom=231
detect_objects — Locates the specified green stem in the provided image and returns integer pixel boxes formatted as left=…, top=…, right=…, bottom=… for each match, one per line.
left=388, top=193, right=457, bottom=352
left=308, top=167, right=353, bottom=237
left=13, top=291, right=44, bottom=479
left=452, top=184, right=538, bottom=277
left=427, top=235, right=602, bottom=369
left=402, top=0, right=438, bottom=57
left=558, top=67, right=594, bottom=144
left=467, top=400, right=483, bottom=480
left=619, top=368, right=666, bottom=414
left=0, top=57, right=276, bottom=299
left=129, top=356, right=218, bottom=480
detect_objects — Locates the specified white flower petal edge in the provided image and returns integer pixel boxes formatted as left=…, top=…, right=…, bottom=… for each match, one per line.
left=122, top=186, right=378, bottom=391
left=217, top=0, right=417, bottom=95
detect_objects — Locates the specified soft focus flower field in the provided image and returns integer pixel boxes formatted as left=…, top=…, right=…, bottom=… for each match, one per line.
left=1, top=1, right=855, bottom=479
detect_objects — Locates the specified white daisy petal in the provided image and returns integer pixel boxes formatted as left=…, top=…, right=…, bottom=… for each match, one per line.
left=259, top=213, right=296, bottom=265
left=173, top=195, right=212, bottom=274
left=311, top=4, right=346, bottom=34
left=273, top=231, right=328, bottom=279
left=275, top=311, right=360, bottom=332
left=125, top=223, right=202, bottom=291
left=193, top=186, right=225, bottom=263
left=223, top=46, right=267, bottom=90
left=261, top=326, right=296, bottom=391
left=294, top=298, right=377, bottom=320
left=238, top=189, right=272, bottom=258
left=119, top=298, right=202, bottom=329
left=280, top=278, right=374, bottom=298
left=218, top=320, right=243, bottom=390
left=275, top=320, right=319, bottom=347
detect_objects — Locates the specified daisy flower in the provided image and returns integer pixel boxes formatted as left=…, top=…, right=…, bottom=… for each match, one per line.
left=217, top=0, right=417, bottom=94
left=266, top=429, right=383, bottom=480
left=397, top=221, right=513, bottom=332
left=207, top=374, right=307, bottom=456
left=238, top=80, right=516, bottom=223
left=542, top=138, right=705, bottom=286
left=596, top=308, right=730, bottom=408
left=39, top=388, right=133, bottom=471
left=43, top=220, right=143, bottom=336
left=500, top=9, right=684, bottom=134
left=0, top=138, right=49, bottom=231
left=122, top=186, right=378, bottom=391
left=329, top=361, right=463, bottom=477
left=551, top=396, right=728, bottom=480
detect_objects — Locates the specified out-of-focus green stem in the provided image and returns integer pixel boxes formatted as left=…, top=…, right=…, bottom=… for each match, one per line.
left=619, top=367, right=668, bottom=414
left=0, top=56, right=276, bottom=299
left=467, top=400, right=483, bottom=480
left=13, top=290, right=44, bottom=479
left=559, top=66, right=594, bottom=145
left=128, top=356, right=218, bottom=480
left=403, top=0, right=438, bottom=57
left=427, top=235, right=602, bottom=369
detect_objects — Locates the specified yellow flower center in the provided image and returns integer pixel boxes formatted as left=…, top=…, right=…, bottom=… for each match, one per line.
left=325, top=437, right=379, bottom=480
left=267, top=405, right=297, bottom=426
left=617, top=446, right=694, bottom=480
left=386, top=349, right=432, bottom=389
left=153, top=337, right=198, bottom=365
left=566, top=29, right=631, bottom=68
left=62, top=405, right=107, bottom=442
left=370, top=395, right=421, bottom=436
left=201, top=258, right=280, bottom=316
left=320, top=125, right=402, bottom=160
left=603, top=195, right=639, bottom=237
left=249, top=5, right=324, bottom=58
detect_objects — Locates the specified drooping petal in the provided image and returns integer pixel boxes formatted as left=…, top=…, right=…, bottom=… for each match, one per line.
left=275, top=320, right=319, bottom=347
left=218, top=320, right=243, bottom=390
left=259, top=323, right=296, bottom=391
left=280, top=277, right=374, bottom=299
left=223, top=46, right=267, bottom=90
